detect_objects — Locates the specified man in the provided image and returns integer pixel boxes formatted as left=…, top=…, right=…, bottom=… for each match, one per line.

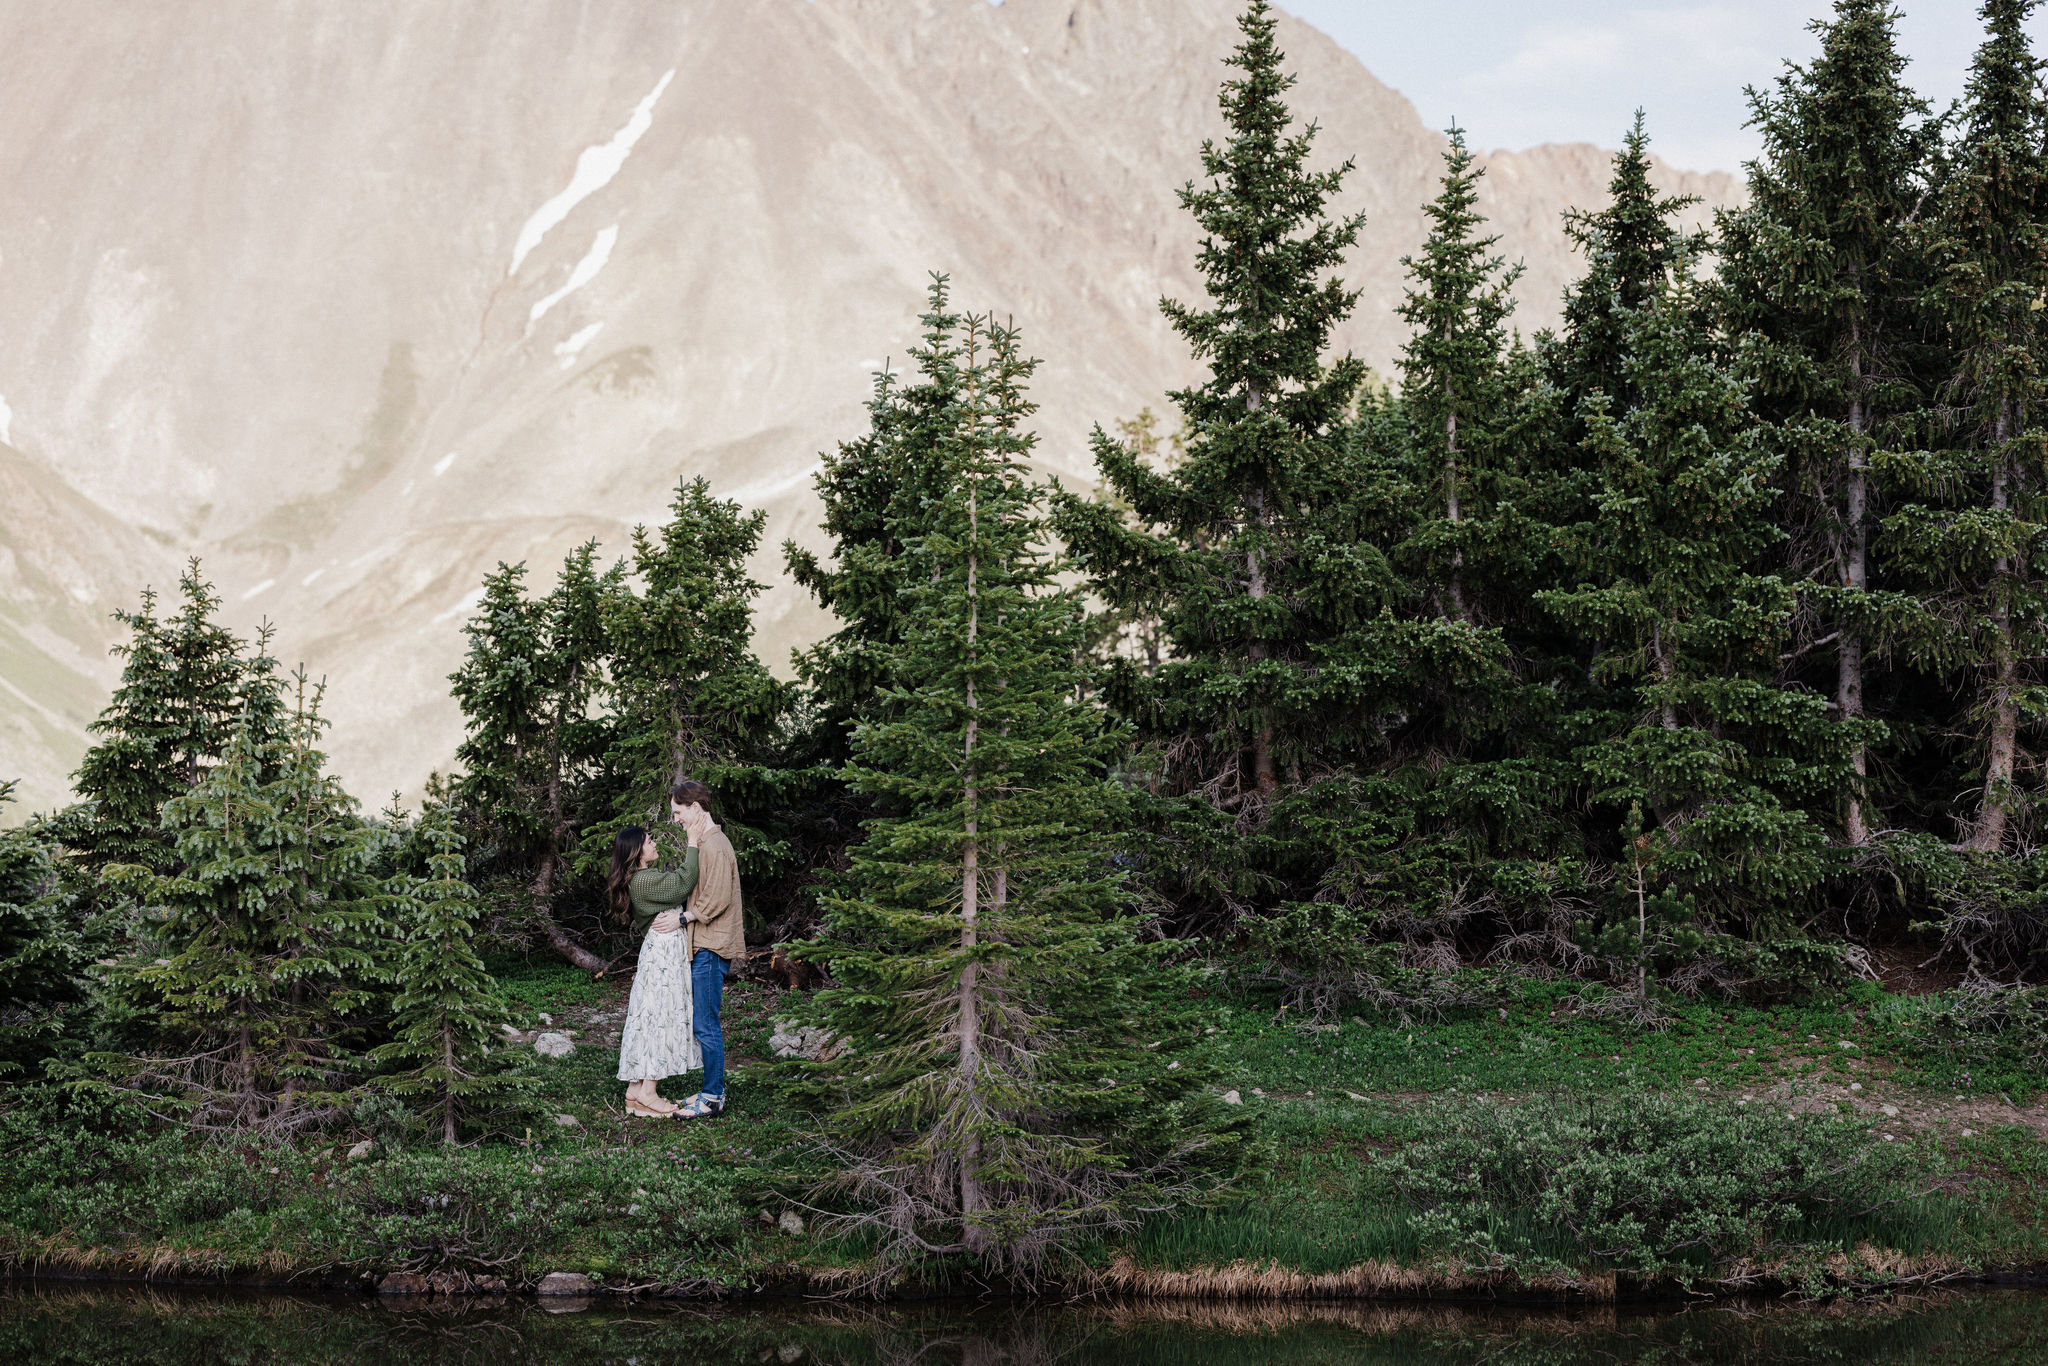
left=670, top=777, right=743, bottom=1119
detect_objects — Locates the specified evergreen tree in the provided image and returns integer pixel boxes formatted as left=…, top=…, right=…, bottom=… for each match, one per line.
left=1548, top=116, right=1697, bottom=418
left=66, top=563, right=273, bottom=879
left=0, top=784, right=89, bottom=1073
left=800, top=313, right=1228, bottom=1277
left=1909, top=0, right=2048, bottom=852
left=450, top=561, right=549, bottom=873
left=368, top=796, right=535, bottom=1144
left=1540, top=258, right=1856, bottom=936
left=1053, top=0, right=1370, bottom=801
left=100, top=675, right=385, bottom=1133
left=1397, top=125, right=1524, bottom=624
left=450, top=549, right=619, bottom=970
left=602, top=477, right=796, bottom=886
left=1719, top=0, right=1931, bottom=845
left=788, top=278, right=971, bottom=768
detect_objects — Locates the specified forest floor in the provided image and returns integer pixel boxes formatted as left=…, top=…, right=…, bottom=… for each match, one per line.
left=2, top=958, right=2045, bottom=1300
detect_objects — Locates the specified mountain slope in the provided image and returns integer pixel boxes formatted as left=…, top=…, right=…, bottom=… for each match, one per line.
left=0, top=0, right=1738, bottom=811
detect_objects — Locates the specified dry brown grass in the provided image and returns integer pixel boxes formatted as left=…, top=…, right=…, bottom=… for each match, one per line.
left=1083, top=1254, right=1618, bottom=1303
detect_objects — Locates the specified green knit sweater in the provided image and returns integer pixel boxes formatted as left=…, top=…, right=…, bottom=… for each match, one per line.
left=626, top=847, right=699, bottom=940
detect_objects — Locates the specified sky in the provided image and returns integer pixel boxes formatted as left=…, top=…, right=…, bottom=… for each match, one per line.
left=1276, top=0, right=2048, bottom=173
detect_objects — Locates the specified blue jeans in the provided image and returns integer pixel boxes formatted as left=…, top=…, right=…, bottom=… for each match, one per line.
left=692, top=948, right=728, bottom=1097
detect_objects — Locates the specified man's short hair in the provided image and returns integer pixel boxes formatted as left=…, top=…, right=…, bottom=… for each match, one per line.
left=669, top=777, right=714, bottom=808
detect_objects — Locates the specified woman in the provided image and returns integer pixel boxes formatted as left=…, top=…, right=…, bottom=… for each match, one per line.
left=606, top=824, right=701, bottom=1118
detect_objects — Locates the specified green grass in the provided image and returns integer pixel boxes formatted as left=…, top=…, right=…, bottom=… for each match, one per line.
left=3, top=959, right=2043, bottom=1294
left=485, top=957, right=612, bottom=1016
left=1195, top=977, right=1978, bottom=1098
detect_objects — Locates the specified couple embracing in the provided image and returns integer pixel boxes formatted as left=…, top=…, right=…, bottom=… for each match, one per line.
left=604, top=777, right=744, bottom=1120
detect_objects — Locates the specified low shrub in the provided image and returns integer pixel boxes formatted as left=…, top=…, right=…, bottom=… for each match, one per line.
left=1895, top=984, right=2048, bottom=1103
left=1381, top=1092, right=1923, bottom=1282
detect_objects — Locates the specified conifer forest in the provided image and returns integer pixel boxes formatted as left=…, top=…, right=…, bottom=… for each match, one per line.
left=3, top=0, right=2048, bottom=1298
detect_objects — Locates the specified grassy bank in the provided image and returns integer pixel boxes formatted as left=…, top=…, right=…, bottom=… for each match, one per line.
left=2, top=962, right=2044, bottom=1299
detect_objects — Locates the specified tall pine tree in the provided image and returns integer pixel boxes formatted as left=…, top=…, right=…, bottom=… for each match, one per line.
left=1054, top=0, right=1369, bottom=803
left=1540, top=256, right=1855, bottom=939
left=450, top=547, right=620, bottom=970
left=800, top=312, right=1227, bottom=1278
left=1397, top=125, right=1524, bottom=625
left=1914, top=0, right=2048, bottom=853
left=1719, top=0, right=1931, bottom=846
left=602, top=477, right=796, bottom=889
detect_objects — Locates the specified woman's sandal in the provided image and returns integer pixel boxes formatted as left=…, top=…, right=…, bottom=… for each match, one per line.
left=625, top=1097, right=677, bottom=1119
left=675, top=1093, right=727, bottom=1121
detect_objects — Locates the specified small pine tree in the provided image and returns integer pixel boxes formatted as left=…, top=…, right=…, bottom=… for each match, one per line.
left=799, top=311, right=1229, bottom=1278
left=0, top=783, right=89, bottom=1073
left=369, top=797, right=535, bottom=1144
left=66, top=563, right=272, bottom=879
left=601, top=477, right=796, bottom=883
left=100, top=673, right=385, bottom=1133
left=450, top=548, right=620, bottom=970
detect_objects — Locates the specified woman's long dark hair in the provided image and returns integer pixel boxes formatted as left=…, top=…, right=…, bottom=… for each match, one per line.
left=606, top=826, right=648, bottom=922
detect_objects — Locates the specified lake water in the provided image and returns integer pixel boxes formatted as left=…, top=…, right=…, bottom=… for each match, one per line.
left=2, top=1283, right=2045, bottom=1364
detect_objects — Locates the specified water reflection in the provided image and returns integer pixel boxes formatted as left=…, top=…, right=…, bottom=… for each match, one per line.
left=1, top=1283, right=2044, bottom=1365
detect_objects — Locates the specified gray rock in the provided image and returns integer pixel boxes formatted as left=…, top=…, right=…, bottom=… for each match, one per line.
left=1220, top=1090, right=1242, bottom=1106
left=768, top=1020, right=841, bottom=1061
left=376, top=1271, right=428, bottom=1296
left=346, top=1139, right=375, bottom=1162
left=778, top=1210, right=806, bottom=1236
left=534, top=1032, right=575, bottom=1059
left=1881, top=1104, right=1900, bottom=1118
left=552, top=1112, right=580, bottom=1127
left=536, top=1271, right=595, bottom=1296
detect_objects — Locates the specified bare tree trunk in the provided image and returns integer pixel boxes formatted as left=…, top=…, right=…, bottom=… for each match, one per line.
left=1444, top=377, right=1469, bottom=620
left=1972, top=403, right=2018, bottom=853
left=1840, top=323, right=1870, bottom=846
left=957, top=460, right=987, bottom=1254
left=443, top=1028, right=458, bottom=1145
left=1652, top=622, right=1678, bottom=732
left=532, top=856, right=608, bottom=973
left=1242, top=388, right=1278, bottom=793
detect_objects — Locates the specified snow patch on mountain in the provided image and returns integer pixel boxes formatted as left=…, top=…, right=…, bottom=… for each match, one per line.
left=528, top=225, right=617, bottom=327
left=509, top=69, right=673, bottom=277
left=555, top=321, right=605, bottom=368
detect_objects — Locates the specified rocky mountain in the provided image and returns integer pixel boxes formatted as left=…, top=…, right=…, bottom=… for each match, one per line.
left=0, top=0, right=1739, bottom=814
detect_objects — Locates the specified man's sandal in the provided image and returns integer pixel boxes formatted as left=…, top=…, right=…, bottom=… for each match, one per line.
left=625, top=1097, right=677, bottom=1119
left=675, top=1093, right=726, bottom=1121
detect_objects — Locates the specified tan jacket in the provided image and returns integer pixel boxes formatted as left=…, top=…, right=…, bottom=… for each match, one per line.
left=685, top=825, right=746, bottom=962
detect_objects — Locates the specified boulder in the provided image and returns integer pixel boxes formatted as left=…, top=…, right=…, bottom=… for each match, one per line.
left=534, top=1032, right=575, bottom=1059
left=376, top=1271, right=429, bottom=1296
left=778, top=1210, right=806, bottom=1236
left=768, top=1020, right=841, bottom=1061
left=552, top=1112, right=580, bottom=1127
left=346, top=1139, right=375, bottom=1162
left=537, top=1271, right=595, bottom=1296
left=1220, top=1090, right=1242, bottom=1106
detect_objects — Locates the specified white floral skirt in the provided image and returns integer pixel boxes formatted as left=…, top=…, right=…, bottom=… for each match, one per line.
left=615, top=926, right=701, bottom=1081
